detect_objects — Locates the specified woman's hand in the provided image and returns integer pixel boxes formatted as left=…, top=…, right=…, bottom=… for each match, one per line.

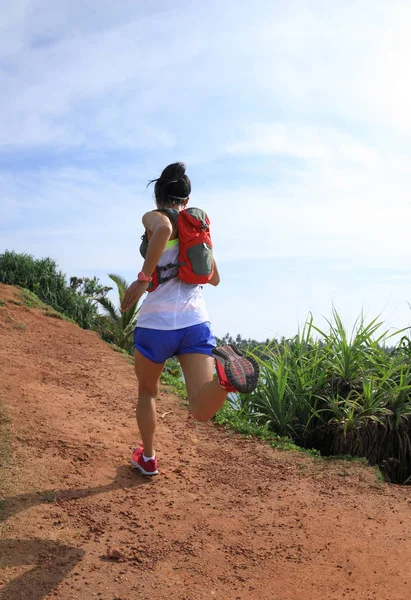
left=121, top=280, right=149, bottom=312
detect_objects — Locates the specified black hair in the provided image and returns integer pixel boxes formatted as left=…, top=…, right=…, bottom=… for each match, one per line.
left=147, top=162, right=191, bottom=208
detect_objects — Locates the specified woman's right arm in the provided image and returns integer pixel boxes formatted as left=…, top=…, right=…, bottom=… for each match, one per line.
left=209, top=260, right=220, bottom=286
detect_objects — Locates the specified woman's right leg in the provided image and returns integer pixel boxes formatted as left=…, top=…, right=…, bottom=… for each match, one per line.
left=178, top=353, right=228, bottom=421
left=134, top=349, right=165, bottom=457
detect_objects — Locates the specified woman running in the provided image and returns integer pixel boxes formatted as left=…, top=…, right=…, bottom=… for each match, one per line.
left=121, top=162, right=259, bottom=475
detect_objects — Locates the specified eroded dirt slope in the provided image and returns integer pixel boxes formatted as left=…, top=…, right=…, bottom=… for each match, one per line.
left=1, top=283, right=411, bottom=600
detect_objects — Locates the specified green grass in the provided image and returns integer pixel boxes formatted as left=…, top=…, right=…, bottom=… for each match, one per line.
left=374, top=466, right=385, bottom=485
left=111, top=344, right=130, bottom=355
left=43, top=309, right=64, bottom=320
left=22, top=289, right=64, bottom=320
left=6, top=287, right=77, bottom=323
left=21, top=288, right=47, bottom=309
left=160, top=370, right=187, bottom=399
left=159, top=358, right=187, bottom=399
left=215, top=401, right=320, bottom=455
left=0, top=300, right=5, bottom=307
left=322, top=454, right=368, bottom=464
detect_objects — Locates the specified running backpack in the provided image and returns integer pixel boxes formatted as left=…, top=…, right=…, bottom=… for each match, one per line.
left=140, top=207, right=214, bottom=292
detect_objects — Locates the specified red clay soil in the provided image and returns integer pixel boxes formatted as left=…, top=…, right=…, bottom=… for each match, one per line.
left=1, top=283, right=411, bottom=600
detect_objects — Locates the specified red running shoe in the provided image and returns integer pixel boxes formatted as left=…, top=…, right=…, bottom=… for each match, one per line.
left=213, top=344, right=259, bottom=394
left=130, top=447, right=158, bottom=476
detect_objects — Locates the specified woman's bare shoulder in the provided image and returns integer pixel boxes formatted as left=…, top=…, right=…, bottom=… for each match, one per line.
left=142, top=210, right=173, bottom=231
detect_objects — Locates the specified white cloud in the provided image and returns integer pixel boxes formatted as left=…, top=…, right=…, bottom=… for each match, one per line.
left=197, top=159, right=411, bottom=264
left=226, top=123, right=386, bottom=167
left=0, top=3, right=205, bottom=149
left=2, top=0, right=411, bottom=151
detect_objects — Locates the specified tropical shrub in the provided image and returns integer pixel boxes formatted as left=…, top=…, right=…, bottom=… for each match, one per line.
left=95, top=274, right=141, bottom=353
left=0, top=251, right=97, bottom=329
left=234, top=310, right=411, bottom=483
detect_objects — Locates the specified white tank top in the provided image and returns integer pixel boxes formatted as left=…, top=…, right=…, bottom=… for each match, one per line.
left=137, top=238, right=210, bottom=330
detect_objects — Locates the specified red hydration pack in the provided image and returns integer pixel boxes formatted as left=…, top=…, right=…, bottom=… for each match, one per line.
left=140, top=207, right=214, bottom=293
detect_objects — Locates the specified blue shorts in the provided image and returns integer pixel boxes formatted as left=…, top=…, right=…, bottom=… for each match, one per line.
left=134, top=322, right=216, bottom=364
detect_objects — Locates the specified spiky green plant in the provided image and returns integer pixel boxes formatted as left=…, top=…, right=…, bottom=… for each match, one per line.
left=247, top=344, right=299, bottom=436
left=95, top=274, right=141, bottom=353
left=231, top=310, right=411, bottom=483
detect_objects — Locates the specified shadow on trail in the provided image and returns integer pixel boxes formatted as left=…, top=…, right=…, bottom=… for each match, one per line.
left=0, top=464, right=151, bottom=600
left=1, top=464, right=151, bottom=522
left=0, top=539, right=85, bottom=600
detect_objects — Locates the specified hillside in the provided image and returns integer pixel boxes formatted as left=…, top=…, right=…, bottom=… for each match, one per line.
left=1, top=283, right=411, bottom=600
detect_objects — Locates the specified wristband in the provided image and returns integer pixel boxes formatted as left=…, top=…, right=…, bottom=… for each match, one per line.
left=137, top=271, right=152, bottom=282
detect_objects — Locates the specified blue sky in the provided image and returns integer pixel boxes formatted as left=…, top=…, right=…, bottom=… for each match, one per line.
left=2, top=0, right=411, bottom=341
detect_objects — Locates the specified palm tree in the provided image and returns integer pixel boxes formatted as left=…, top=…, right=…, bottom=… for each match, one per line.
left=96, top=274, right=141, bottom=353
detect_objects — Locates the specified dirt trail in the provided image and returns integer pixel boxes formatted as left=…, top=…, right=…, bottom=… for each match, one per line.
left=1, top=283, right=411, bottom=600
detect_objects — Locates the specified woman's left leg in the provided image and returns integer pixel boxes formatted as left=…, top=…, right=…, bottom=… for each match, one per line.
left=178, top=353, right=228, bottom=421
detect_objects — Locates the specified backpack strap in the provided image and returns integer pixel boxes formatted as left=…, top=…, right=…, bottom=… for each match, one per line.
left=155, top=207, right=179, bottom=226
left=155, top=260, right=184, bottom=285
left=140, top=230, right=149, bottom=259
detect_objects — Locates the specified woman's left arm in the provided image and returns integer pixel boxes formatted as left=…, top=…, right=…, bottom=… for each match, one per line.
left=140, top=211, right=173, bottom=277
